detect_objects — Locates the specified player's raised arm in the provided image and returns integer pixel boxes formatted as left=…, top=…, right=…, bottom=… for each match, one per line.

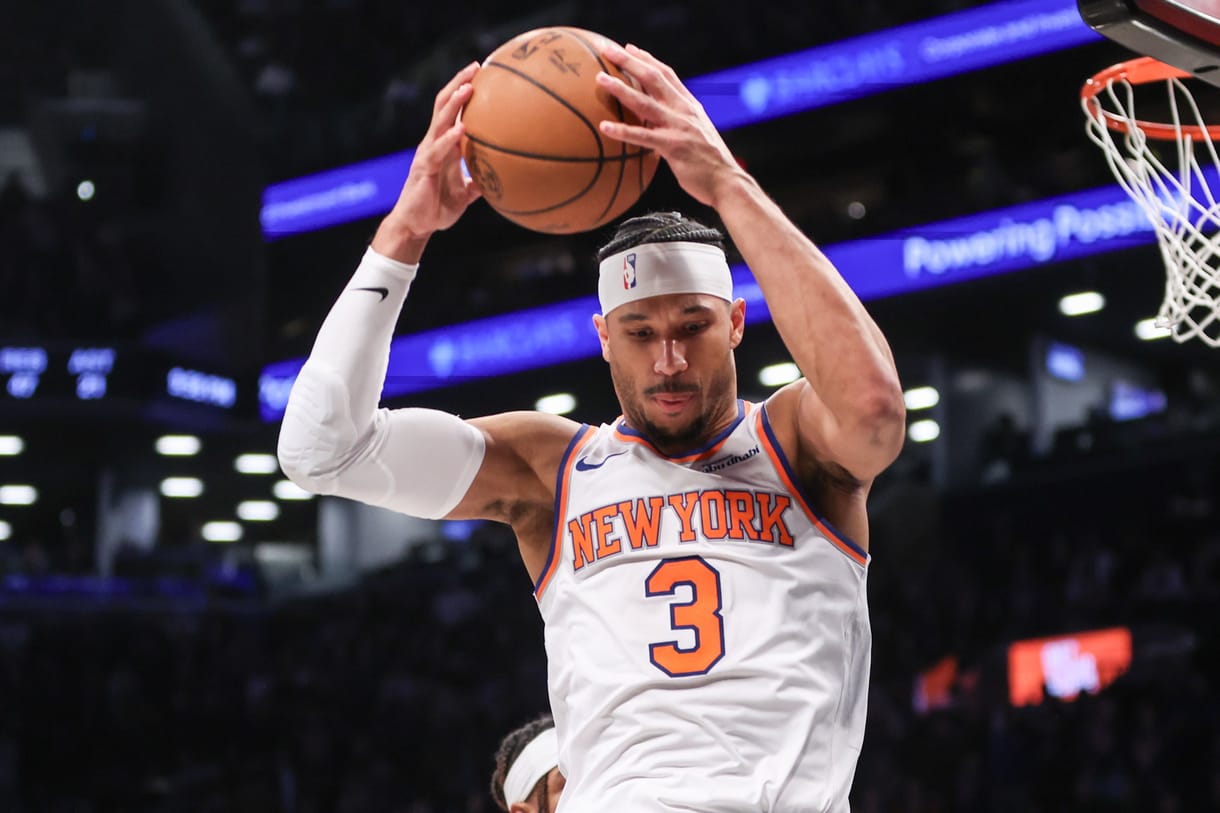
left=276, top=62, right=578, bottom=578
left=595, top=42, right=905, bottom=484
left=370, top=61, right=482, bottom=264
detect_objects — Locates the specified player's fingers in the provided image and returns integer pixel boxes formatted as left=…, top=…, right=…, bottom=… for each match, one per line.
left=438, top=82, right=475, bottom=128
left=427, top=81, right=474, bottom=141
left=599, top=41, right=680, bottom=101
left=625, top=44, right=686, bottom=94
left=617, top=42, right=688, bottom=101
left=434, top=121, right=466, bottom=155
left=599, top=119, right=666, bottom=153
left=416, top=121, right=465, bottom=172
left=443, top=153, right=481, bottom=202
left=624, top=43, right=661, bottom=64
left=596, top=71, right=667, bottom=123
left=432, top=62, right=479, bottom=117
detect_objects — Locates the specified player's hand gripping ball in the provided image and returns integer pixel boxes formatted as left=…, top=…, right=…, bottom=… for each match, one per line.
left=460, top=27, right=660, bottom=234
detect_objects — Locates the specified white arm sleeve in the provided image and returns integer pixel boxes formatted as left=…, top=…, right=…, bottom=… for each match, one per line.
left=277, top=247, right=486, bottom=519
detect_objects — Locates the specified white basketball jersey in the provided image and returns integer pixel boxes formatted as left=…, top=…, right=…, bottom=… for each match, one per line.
left=536, top=400, right=872, bottom=813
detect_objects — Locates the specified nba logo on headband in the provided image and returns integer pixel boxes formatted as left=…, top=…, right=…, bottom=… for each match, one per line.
left=598, top=242, right=733, bottom=315
left=622, top=253, right=637, bottom=290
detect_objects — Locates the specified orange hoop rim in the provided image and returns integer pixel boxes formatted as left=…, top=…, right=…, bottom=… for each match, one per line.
left=1081, top=56, right=1220, bottom=140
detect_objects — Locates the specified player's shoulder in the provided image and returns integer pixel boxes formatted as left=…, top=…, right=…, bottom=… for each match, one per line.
left=470, top=409, right=583, bottom=441
left=468, top=410, right=587, bottom=469
left=760, top=380, right=830, bottom=476
left=759, top=379, right=805, bottom=431
left=764, top=379, right=870, bottom=494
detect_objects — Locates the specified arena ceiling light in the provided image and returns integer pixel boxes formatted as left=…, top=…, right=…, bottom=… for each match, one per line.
left=0, top=485, right=38, bottom=505
left=535, top=393, right=577, bottom=415
left=0, top=520, right=9, bottom=541
left=234, top=453, right=280, bottom=475
left=908, top=419, right=941, bottom=443
left=237, top=500, right=280, bottom=522
left=758, top=362, right=800, bottom=387
left=201, top=521, right=243, bottom=543
left=0, top=436, right=23, bottom=456
left=1134, top=318, right=1172, bottom=341
left=273, top=479, right=314, bottom=501
left=1058, top=291, right=1106, bottom=316
left=156, top=435, right=201, bottom=456
left=160, top=477, right=204, bottom=498
left=903, top=386, right=940, bottom=411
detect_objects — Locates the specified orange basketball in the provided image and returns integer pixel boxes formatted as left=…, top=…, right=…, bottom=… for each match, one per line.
left=460, top=27, right=660, bottom=234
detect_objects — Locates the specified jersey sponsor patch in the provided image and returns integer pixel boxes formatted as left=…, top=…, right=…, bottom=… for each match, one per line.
left=699, top=445, right=760, bottom=473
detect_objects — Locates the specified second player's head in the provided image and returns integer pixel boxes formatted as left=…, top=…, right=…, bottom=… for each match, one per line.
left=490, top=714, right=564, bottom=813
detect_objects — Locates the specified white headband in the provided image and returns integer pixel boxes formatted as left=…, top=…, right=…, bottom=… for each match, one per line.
left=598, top=241, right=733, bottom=315
left=503, top=726, right=558, bottom=805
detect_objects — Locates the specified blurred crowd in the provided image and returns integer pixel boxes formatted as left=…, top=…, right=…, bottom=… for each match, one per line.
left=0, top=530, right=550, bottom=813
left=0, top=418, right=1217, bottom=813
left=0, top=181, right=149, bottom=342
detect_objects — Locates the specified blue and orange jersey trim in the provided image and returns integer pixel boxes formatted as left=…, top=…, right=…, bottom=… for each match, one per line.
left=536, top=423, right=596, bottom=599
left=755, top=406, right=869, bottom=567
left=613, top=400, right=748, bottom=464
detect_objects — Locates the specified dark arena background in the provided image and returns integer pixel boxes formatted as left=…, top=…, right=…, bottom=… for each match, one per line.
left=2, top=1, right=1220, bottom=810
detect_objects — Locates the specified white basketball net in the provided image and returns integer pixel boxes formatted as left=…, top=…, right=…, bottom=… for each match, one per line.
left=1083, top=70, right=1220, bottom=347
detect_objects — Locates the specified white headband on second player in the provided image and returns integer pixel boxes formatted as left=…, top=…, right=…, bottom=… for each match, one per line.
left=503, top=727, right=558, bottom=805
left=598, top=241, right=733, bottom=315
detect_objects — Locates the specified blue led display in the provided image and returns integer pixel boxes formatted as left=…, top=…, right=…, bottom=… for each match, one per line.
left=258, top=181, right=1175, bottom=420
left=688, top=0, right=1097, bottom=129
left=166, top=367, right=238, bottom=409
left=260, top=0, right=1097, bottom=238
left=262, top=150, right=414, bottom=239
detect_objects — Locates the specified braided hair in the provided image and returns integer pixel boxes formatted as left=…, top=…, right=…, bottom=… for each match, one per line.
left=597, top=211, right=726, bottom=261
left=490, top=713, right=556, bottom=811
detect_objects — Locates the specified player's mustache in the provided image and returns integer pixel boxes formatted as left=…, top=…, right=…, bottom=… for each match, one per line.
left=644, top=382, right=699, bottom=397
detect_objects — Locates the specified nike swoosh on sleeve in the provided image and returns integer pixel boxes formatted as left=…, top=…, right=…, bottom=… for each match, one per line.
left=352, top=287, right=389, bottom=301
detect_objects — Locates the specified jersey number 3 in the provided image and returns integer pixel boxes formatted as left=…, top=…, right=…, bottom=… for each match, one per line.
left=645, top=556, right=725, bottom=677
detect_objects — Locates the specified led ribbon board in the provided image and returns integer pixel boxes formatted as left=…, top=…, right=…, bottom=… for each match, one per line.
left=259, top=180, right=1178, bottom=420
left=1, top=346, right=116, bottom=402
left=260, top=0, right=1099, bottom=238
left=1, top=345, right=239, bottom=412
left=686, top=0, right=1095, bottom=129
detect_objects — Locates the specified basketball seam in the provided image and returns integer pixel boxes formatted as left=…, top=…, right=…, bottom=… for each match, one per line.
left=479, top=61, right=607, bottom=164
left=565, top=28, right=630, bottom=223
left=463, top=134, right=649, bottom=163
left=477, top=59, right=608, bottom=222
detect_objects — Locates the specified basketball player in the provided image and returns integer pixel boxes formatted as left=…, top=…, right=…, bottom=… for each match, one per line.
left=490, top=714, right=564, bottom=813
left=279, top=42, right=905, bottom=811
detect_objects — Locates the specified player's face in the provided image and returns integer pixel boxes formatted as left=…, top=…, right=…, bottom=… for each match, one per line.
left=596, top=293, right=745, bottom=453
